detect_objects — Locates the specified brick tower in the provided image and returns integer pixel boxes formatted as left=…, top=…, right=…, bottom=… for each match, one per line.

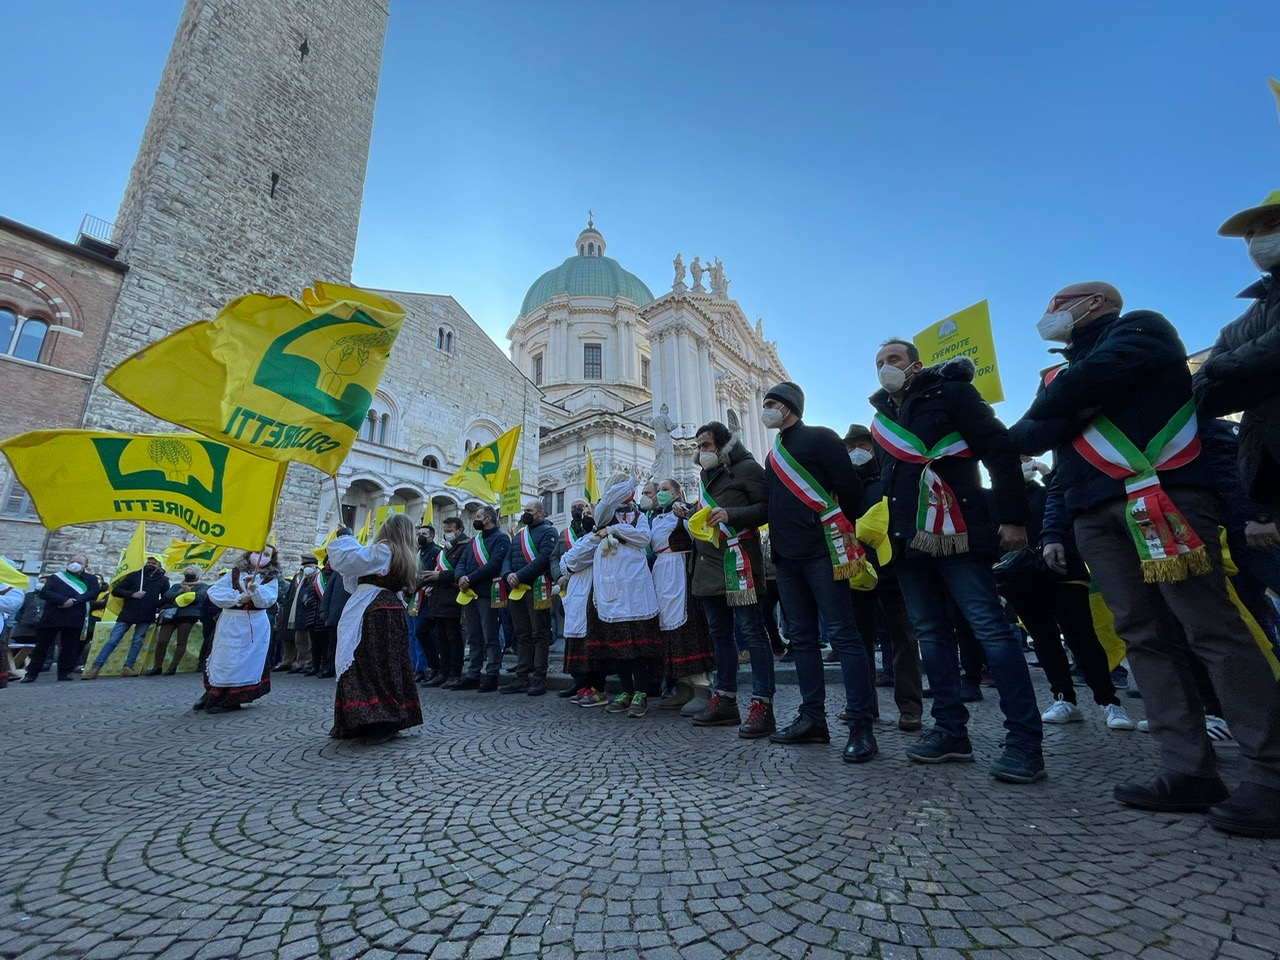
left=70, top=0, right=392, bottom=563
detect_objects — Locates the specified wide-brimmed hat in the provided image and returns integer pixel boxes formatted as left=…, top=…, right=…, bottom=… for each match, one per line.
left=1219, top=189, right=1280, bottom=236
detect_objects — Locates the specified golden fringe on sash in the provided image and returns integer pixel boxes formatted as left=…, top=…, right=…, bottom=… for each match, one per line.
left=910, top=531, right=970, bottom=557
left=534, top=598, right=552, bottom=611
left=1140, top=547, right=1211, bottom=584
left=726, top=586, right=757, bottom=607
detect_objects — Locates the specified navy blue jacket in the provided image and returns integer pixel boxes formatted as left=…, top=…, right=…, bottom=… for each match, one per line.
left=39, top=571, right=101, bottom=629
left=457, top=526, right=511, bottom=591
left=765, top=420, right=864, bottom=562
left=501, top=519, right=558, bottom=583
left=112, top=567, right=170, bottom=625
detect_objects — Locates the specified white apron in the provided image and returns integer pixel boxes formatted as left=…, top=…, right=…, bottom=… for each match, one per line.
left=649, top=512, right=689, bottom=631
left=561, top=534, right=600, bottom=639
left=592, top=514, right=658, bottom=623
left=206, top=571, right=279, bottom=687
left=327, top=536, right=395, bottom=681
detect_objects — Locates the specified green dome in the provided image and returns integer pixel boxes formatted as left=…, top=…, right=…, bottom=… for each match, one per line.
left=519, top=254, right=655, bottom=316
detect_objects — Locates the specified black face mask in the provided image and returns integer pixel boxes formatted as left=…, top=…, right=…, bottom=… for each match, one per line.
left=417, top=536, right=430, bottom=546
left=519, top=512, right=536, bottom=527
left=184, top=574, right=198, bottom=582
left=579, top=516, right=595, bottom=533
left=473, top=519, right=487, bottom=532
left=571, top=508, right=584, bottom=520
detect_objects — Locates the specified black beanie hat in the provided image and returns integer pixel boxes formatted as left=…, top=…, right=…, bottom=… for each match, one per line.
left=764, top=381, right=805, bottom=418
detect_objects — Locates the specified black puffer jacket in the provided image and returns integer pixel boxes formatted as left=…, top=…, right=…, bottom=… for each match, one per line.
left=871, top=356, right=1026, bottom=559
left=766, top=421, right=864, bottom=563
left=111, top=567, right=171, bottom=625
left=692, top=437, right=768, bottom=597
left=1194, top=276, right=1280, bottom=513
left=1012, top=310, right=1212, bottom=520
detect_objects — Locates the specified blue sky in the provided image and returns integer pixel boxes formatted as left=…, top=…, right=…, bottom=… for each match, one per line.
left=4, top=1, right=1278, bottom=434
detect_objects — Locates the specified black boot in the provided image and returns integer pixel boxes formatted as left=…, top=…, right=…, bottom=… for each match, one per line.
left=843, top=721, right=878, bottom=763
left=1114, top=770, right=1229, bottom=813
left=1208, top=782, right=1280, bottom=838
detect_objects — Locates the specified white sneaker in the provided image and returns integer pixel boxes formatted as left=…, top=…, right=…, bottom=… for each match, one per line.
left=1103, top=703, right=1135, bottom=730
left=1136, top=719, right=1149, bottom=733
left=1041, top=695, right=1084, bottom=724
left=1205, top=715, right=1238, bottom=747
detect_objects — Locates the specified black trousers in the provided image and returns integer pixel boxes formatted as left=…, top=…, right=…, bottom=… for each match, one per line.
left=415, top=615, right=439, bottom=672
left=1000, top=574, right=1116, bottom=706
left=28, top=626, right=83, bottom=678
left=434, top=616, right=464, bottom=678
left=311, top=626, right=334, bottom=673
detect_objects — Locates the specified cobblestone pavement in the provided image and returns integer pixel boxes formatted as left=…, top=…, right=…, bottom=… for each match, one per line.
left=3, top=668, right=1277, bottom=960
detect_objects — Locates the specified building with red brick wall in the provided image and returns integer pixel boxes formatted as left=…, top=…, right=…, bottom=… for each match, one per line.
left=0, top=216, right=126, bottom=569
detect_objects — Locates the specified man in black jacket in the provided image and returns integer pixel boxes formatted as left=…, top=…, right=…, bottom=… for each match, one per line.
left=761, top=382, right=878, bottom=763
left=316, top=559, right=349, bottom=678
left=456, top=505, right=511, bottom=692
left=499, top=500, right=558, bottom=696
left=85, top=555, right=169, bottom=678
left=23, top=555, right=100, bottom=682
left=872, top=343, right=1043, bottom=783
left=413, top=524, right=442, bottom=682
left=1013, top=281, right=1280, bottom=837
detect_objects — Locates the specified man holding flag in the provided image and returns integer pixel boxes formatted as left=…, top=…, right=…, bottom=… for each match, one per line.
left=871, top=342, right=1041, bottom=781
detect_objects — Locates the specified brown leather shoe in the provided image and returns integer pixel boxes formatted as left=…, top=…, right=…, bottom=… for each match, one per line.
left=898, top=715, right=923, bottom=732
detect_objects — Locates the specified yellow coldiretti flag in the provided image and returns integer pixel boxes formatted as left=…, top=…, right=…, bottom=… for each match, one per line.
left=0, top=556, right=28, bottom=591
left=585, top=448, right=600, bottom=502
left=163, top=539, right=225, bottom=573
left=0, top=430, right=287, bottom=548
left=313, top=528, right=338, bottom=564
left=355, top=510, right=374, bottom=545
left=913, top=300, right=1004, bottom=404
left=102, top=282, right=406, bottom=476
left=103, top=522, right=147, bottom=623
left=373, top=503, right=405, bottom=538
left=422, top=498, right=434, bottom=529
left=444, top=425, right=521, bottom=504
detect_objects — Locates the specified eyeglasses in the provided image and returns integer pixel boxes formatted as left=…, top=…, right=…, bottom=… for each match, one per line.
left=1049, top=293, right=1096, bottom=308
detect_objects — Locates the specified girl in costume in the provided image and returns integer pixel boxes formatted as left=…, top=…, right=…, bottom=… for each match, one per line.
left=328, top=514, right=424, bottom=743
left=197, top=546, right=280, bottom=713
left=649, top=478, right=714, bottom=692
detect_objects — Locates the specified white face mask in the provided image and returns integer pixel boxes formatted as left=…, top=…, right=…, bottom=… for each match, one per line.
left=761, top=407, right=785, bottom=429
left=1022, top=462, right=1038, bottom=481
left=303, top=565, right=317, bottom=575
left=638, top=495, right=654, bottom=511
left=697, top=450, right=719, bottom=470
left=444, top=532, right=458, bottom=543
left=1248, top=233, right=1280, bottom=271
left=248, top=552, right=262, bottom=567
left=1037, top=296, right=1093, bottom=343
left=877, top=363, right=910, bottom=392
left=67, top=562, right=84, bottom=573
left=849, top=448, right=874, bottom=466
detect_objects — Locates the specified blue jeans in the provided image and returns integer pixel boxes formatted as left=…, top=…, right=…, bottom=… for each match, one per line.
left=94, top=621, right=150, bottom=669
left=701, top=594, right=775, bottom=700
left=407, top=612, right=427, bottom=672
left=465, top=602, right=502, bottom=677
left=896, top=551, right=1042, bottom=748
left=775, top=555, right=875, bottom=726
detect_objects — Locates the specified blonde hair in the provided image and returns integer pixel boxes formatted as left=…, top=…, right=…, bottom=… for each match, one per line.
left=375, top=513, right=418, bottom=593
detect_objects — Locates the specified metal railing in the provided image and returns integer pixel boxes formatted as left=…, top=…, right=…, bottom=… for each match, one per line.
left=77, top=214, right=116, bottom=246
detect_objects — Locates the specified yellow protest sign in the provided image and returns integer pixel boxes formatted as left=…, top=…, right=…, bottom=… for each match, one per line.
left=0, top=430, right=287, bottom=548
left=103, top=282, right=406, bottom=476
left=913, top=300, right=1004, bottom=404
left=502, top=469, right=523, bottom=517
left=163, top=539, right=226, bottom=573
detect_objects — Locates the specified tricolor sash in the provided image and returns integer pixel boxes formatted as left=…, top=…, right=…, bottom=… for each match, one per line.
left=562, top=526, right=581, bottom=551
left=518, top=526, right=553, bottom=610
left=55, top=571, right=88, bottom=594
left=699, top=480, right=757, bottom=605
left=1074, top=401, right=1209, bottom=582
left=470, top=535, right=506, bottom=607
left=766, top=436, right=865, bottom=580
left=871, top=414, right=973, bottom=556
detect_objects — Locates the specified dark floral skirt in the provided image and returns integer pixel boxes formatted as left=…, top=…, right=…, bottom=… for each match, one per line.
left=583, top=596, right=662, bottom=672
left=331, top=593, right=423, bottom=739
left=204, top=655, right=270, bottom=707
left=661, top=596, right=714, bottom=679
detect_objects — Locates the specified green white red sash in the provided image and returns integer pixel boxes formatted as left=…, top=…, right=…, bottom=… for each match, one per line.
left=871, top=414, right=973, bottom=556
left=562, top=526, right=580, bottom=551
left=519, top=526, right=553, bottom=610
left=469, top=534, right=506, bottom=606
left=699, top=480, right=757, bottom=605
left=55, top=571, right=88, bottom=593
left=766, top=436, right=865, bottom=579
left=1043, top=365, right=1209, bottom=582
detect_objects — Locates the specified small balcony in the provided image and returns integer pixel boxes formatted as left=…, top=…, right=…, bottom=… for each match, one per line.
left=76, top=214, right=119, bottom=258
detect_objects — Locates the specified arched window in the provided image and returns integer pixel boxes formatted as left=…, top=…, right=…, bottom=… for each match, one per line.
left=579, top=244, right=585, bottom=255
left=445, top=331, right=453, bottom=352
left=422, top=455, right=440, bottom=469
left=0, top=310, right=16, bottom=352
left=378, top=413, right=391, bottom=445
left=13, top=318, right=47, bottom=362
left=727, top=409, right=741, bottom=433
left=437, top=326, right=454, bottom=354
left=364, top=410, right=378, bottom=441
left=588, top=242, right=596, bottom=256
left=465, top=440, right=473, bottom=453
left=437, top=327, right=446, bottom=350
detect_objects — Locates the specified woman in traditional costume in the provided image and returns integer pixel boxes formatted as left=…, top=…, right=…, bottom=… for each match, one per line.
left=328, top=514, right=423, bottom=743
left=649, top=478, right=714, bottom=691
left=585, top=480, right=662, bottom=718
left=195, top=546, right=280, bottom=713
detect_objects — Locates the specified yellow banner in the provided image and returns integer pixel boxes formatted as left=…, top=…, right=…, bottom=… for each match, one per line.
left=913, top=300, right=1004, bottom=404
left=502, top=469, right=523, bottom=517
left=102, top=282, right=406, bottom=475
left=0, top=430, right=286, bottom=548
left=163, top=538, right=226, bottom=573
left=444, top=425, right=521, bottom=504
left=585, top=448, right=600, bottom=502
left=0, top=556, right=29, bottom=591
left=104, top=522, right=147, bottom=623
left=373, top=503, right=405, bottom=539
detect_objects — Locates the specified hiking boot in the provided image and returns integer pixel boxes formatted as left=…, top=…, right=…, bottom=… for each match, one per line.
left=989, top=743, right=1046, bottom=783
left=691, top=694, right=740, bottom=727
left=120, top=666, right=140, bottom=678
left=905, top=729, right=974, bottom=764
left=1042, top=695, right=1083, bottom=724
left=659, top=681, right=694, bottom=710
left=739, top=699, right=775, bottom=739
left=499, top=677, right=530, bottom=694
left=769, top=716, right=831, bottom=745
left=843, top=721, right=878, bottom=764
left=1114, top=770, right=1229, bottom=812
left=526, top=678, right=547, bottom=697
left=1207, top=782, right=1280, bottom=839
left=626, top=692, right=649, bottom=718
left=146, top=667, right=163, bottom=676
left=898, top=714, right=922, bottom=732
left=578, top=689, right=609, bottom=708
left=477, top=675, right=499, bottom=693
left=81, top=667, right=100, bottom=680
left=606, top=692, right=632, bottom=714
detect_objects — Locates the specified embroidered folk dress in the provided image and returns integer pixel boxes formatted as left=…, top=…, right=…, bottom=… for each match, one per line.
left=584, top=512, right=662, bottom=669
left=560, top=530, right=600, bottom=676
left=327, top=535, right=423, bottom=739
left=649, top=510, right=714, bottom=678
left=204, top=568, right=279, bottom=707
